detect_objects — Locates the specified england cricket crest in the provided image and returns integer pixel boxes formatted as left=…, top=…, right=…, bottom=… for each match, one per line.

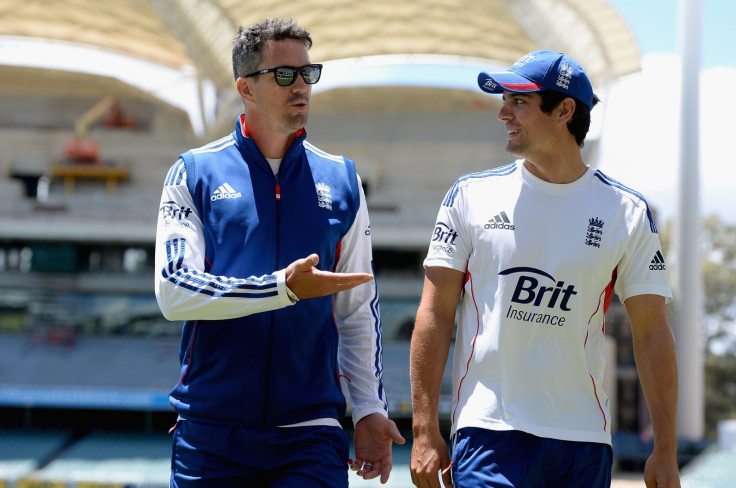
left=316, top=182, right=332, bottom=210
left=585, top=217, right=604, bottom=248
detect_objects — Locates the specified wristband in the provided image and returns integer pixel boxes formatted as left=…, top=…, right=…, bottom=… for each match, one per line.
left=286, top=285, right=300, bottom=303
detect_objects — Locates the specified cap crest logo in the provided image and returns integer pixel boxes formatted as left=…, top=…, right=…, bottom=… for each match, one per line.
left=556, top=62, right=574, bottom=91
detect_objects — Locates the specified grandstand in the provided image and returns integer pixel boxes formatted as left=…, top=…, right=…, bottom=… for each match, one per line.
left=29, top=431, right=171, bottom=487
left=0, top=0, right=731, bottom=486
left=0, top=429, right=72, bottom=483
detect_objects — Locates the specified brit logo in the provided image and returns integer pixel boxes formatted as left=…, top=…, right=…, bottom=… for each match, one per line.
left=514, top=53, right=536, bottom=66
left=499, top=267, right=578, bottom=327
left=316, top=182, right=332, bottom=210
left=211, top=183, right=242, bottom=201
left=585, top=217, right=604, bottom=247
left=432, top=222, right=458, bottom=245
left=160, top=200, right=193, bottom=226
left=483, top=78, right=498, bottom=91
left=431, top=221, right=459, bottom=255
left=650, top=250, right=667, bottom=270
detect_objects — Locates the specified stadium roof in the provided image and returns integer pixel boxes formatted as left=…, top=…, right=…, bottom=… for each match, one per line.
left=0, top=0, right=641, bottom=136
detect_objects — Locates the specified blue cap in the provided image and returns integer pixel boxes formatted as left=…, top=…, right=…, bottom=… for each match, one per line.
left=477, top=50, right=594, bottom=110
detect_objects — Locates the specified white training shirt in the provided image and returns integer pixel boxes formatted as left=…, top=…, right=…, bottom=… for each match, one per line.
left=424, top=161, right=672, bottom=445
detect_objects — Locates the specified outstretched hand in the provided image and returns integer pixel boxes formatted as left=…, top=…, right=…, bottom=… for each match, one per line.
left=285, top=253, right=373, bottom=300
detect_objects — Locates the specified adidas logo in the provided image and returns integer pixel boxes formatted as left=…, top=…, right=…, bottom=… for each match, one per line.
left=649, top=250, right=667, bottom=270
left=211, top=183, right=242, bottom=202
left=484, top=211, right=515, bottom=230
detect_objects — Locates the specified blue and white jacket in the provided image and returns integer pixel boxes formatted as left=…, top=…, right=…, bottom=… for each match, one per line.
left=154, top=115, right=387, bottom=427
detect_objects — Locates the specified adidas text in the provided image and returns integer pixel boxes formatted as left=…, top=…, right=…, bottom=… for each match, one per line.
left=649, top=250, right=667, bottom=270
left=484, top=222, right=515, bottom=230
left=211, top=191, right=242, bottom=201
left=486, top=211, right=514, bottom=230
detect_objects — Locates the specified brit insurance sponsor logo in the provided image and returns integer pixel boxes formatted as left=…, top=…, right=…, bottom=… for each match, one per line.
left=211, top=183, right=242, bottom=201
left=431, top=221, right=459, bottom=254
left=499, top=267, right=578, bottom=327
left=514, top=52, right=537, bottom=68
left=482, top=77, right=498, bottom=91
left=160, top=201, right=193, bottom=227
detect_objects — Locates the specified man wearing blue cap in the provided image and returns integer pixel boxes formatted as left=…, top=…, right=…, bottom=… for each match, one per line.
left=409, top=51, right=680, bottom=488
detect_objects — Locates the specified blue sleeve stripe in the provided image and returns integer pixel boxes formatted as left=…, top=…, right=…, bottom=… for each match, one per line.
left=164, top=239, right=183, bottom=275
left=370, top=262, right=388, bottom=411
left=165, top=159, right=186, bottom=187
left=442, top=162, right=518, bottom=207
left=594, top=170, right=657, bottom=233
left=165, top=276, right=280, bottom=299
left=161, top=237, right=279, bottom=298
left=180, top=270, right=278, bottom=292
left=175, top=239, right=185, bottom=272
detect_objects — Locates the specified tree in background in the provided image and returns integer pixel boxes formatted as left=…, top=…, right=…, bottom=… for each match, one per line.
left=662, top=215, right=736, bottom=438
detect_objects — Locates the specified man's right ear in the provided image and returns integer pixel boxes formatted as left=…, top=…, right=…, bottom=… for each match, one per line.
left=236, top=77, right=255, bottom=102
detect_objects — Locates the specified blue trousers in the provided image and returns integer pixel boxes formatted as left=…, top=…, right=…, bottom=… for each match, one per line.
left=170, top=419, right=349, bottom=488
left=452, top=427, right=612, bottom=488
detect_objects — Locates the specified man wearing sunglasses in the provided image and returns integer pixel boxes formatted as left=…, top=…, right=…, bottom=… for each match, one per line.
left=155, top=18, right=404, bottom=488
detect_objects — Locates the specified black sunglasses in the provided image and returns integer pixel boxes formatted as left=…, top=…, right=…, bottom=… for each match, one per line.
left=244, top=64, right=323, bottom=86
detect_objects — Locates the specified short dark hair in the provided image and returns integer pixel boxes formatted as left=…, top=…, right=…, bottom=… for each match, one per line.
left=538, top=90, right=600, bottom=147
left=232, top=18, right=313, bottom=81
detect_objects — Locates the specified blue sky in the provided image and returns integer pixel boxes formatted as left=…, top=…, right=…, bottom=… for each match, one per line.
left=592, top=0, right=736, bottom=224
left=607, top=0, right=736, bottom=69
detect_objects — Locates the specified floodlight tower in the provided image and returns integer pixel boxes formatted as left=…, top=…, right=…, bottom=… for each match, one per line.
left=673, top=0, right=704, bottom=441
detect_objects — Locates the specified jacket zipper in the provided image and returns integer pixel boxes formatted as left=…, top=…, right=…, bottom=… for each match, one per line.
left=261, top=173, right=281, bottom=427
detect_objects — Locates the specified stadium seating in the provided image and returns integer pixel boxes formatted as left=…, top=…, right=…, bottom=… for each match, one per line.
left=0, top=429, right=72, bottom=484
left=35, top=431, right=171, bottom=487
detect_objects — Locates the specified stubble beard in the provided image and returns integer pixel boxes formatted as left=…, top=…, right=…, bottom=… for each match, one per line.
left=506, top=138, right=527, bottom=158
left=282, top=95, right=309, bottom=132
left=284, top=113, right=308, bottom=132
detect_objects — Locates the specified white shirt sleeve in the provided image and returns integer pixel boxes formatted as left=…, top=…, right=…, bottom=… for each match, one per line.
left=614, top=205, right=673, bottom=303
left=154, top=162, right=294, bottom=321
left=333, top=176, right=389, bottom=424
left=423, top=183, right=472, bottom=272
